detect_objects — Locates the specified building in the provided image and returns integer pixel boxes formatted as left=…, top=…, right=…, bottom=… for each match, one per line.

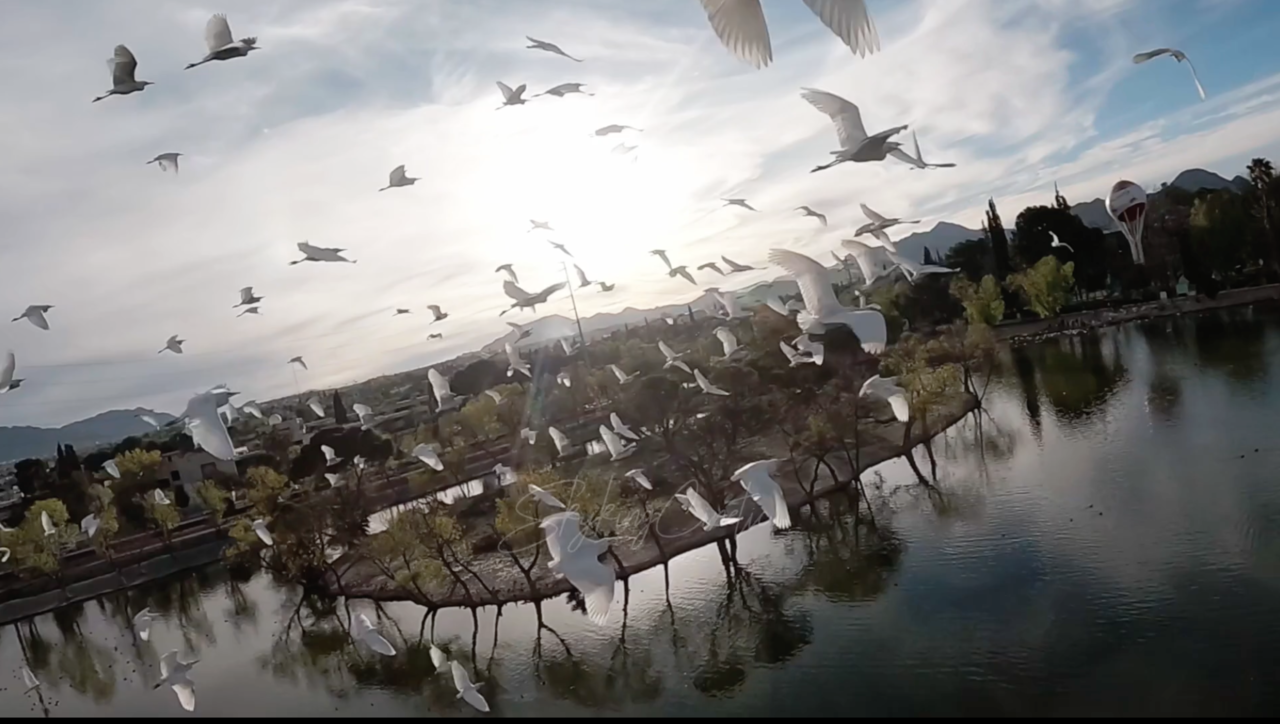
left=157, top=450, right=238, bottom=498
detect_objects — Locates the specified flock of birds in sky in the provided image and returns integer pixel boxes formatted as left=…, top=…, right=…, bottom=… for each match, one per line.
left=1, top=0, right=1215, bottom=714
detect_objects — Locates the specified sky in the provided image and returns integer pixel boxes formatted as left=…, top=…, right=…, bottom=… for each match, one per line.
left=4, top=0, right=1280, bottom=429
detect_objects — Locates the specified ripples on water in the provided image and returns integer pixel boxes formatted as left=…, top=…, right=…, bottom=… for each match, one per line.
left=4, top=307, right=1280, bottom=716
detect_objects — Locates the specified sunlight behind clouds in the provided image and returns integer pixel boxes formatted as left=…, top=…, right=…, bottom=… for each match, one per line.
left=2, top=0, right=1280, bottom=427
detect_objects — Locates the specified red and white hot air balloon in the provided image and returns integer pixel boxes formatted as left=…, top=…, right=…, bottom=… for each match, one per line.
left=1107, top=180, right=1147, bottom=265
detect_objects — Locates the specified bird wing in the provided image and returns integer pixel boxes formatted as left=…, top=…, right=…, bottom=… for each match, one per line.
left=860, top=203, right=888, bottom=224
left=462, top=687, right=490, bottom=713
left=888, top=393, right=910, bottom=422
left=111, top=45, right=138, bottom=85
left=768, top=248, right=842, bottom=319
left=362, top=629, right=397, bottom=656
left=800, top=88, right=868, bottom=148
left=608, top=364, right=626, bottom=382
left=159, top=650, right=178, bottom=680
left=389, top=164, right=406, bottom=183
left=599, top=425, right=626, bottom=457
left=850, top=309, right=888, bottom=353
left=1133, top=48, right=1174, bottom=64
left=450, top=661, right=474, bottom=694
left=560, top=554, right=617, bottom=624
left=676, top=268, right=696, bottom=284
left=575, top=265, right=590, bottom=286
left=206, top=13, right=235, bottom=51
left=185, top=392, right=236, bottom=460
left=0, top=351, right=14, bottom=389
left=428, top=368, right=452, bottom=402
left=737, top=465, right=792, bottom=529
left=538, top=281, right=568, bottom=300
left=549, top=426, right=570, bottom=451
left=684, top=487, right=719, bottom=524
left=413, top=444, right=444, bottom=470
left=497, top=81, right=515, bottom=101
left=171, top=677, right=196, bottom=712
left=803, top=0, right=880, bottom=57
left=721, top=256, right=747, bottom=271
left=700, top=0, right=772, bottom=69
left=252, top=521, right=274, bottom=546
left=239, top=287, right=253, bottom=303
left=427, top=304, right=442, bottom=315
left=1182, top=54, right=1207, bottom=100
left=779, top=339, right=801, bottom=361
left=21, top=666, right=39, bottom=689
left=714, top=327, right=738, bottom=355
left=503, top=280, right=533, bottom=302
left=512, top=83, right=527, bottom=100
left=658, top=340, right=678, bottom=359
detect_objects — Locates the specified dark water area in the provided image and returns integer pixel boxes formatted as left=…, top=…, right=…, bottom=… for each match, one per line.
left=4, top=306, right=1280, bottom=717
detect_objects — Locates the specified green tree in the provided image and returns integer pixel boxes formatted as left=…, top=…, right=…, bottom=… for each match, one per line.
left=142, top=493, right=180, bottom=551
left=6, top=499, right=77, bottom=587
left=950, top=274, right=1005, bottom=326
left=332, top=391, right=349, bottom=425
left=85, top=484, right=121, bottom=571
left=194, top=480, right=230, bottom=530
left=112, top=449, right=163, bottom=531
left=1247, top=157, right=1278, bottom=272
left=1008, top=256, right=1076, bottom=318
left=986, top=198, right=1012, bottom=280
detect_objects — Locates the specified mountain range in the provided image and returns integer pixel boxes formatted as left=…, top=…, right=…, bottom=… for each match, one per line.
left=0, top=408, right=175, bottom=465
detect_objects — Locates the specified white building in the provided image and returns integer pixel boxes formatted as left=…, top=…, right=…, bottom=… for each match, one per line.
left=157, top=450, right=238, bottom=500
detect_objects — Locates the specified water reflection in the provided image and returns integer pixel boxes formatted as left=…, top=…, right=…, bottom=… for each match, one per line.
left=6, top=307, right=1280, bottom=716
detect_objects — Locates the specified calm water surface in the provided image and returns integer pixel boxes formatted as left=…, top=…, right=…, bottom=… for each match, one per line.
left=5, top=306, right=1280, bottom=717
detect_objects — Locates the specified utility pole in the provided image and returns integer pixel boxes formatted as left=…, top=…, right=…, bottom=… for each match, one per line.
left=561, top=262, right=588, bottom=353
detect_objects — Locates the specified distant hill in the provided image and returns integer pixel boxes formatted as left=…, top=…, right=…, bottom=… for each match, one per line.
left=1071, top=167, right=1247, bottom=232
left=0, top=408, right=175, bottom=463
left=894, top=221, right=984, bottom=263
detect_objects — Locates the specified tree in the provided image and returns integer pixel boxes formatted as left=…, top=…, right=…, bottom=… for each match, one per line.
left=112, top=449, right=163, bottom=531
left=85, top=484, right=121, bottom=572
left=332, top=391, right=349, bottom=425
left=922, top=247, right=935, bottom=265
left=194, top=480, right=231, bottom=530
left=1247, top=157, right=1278, bottom=272
left=1008, top=256, right=1076, bottom=318
left=6, top=499, right=77, bottom=588
left=1053, top=182, right=1070, bottom=211
left=950, top=275, right=1005, bottom=327
left=142, top=493, right=181, bottom=552
left=986, top=198, right=1013, bottom=280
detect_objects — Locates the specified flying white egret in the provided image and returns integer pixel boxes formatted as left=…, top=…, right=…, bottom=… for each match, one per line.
left=548, top=426, right=572, bottom=457
left=138, top=414, right=161, bottom=429
left=325, top=472, right=341, bottom=486
left=0, top=351, right=16, bottom=391
left=93, top=45, right=153, bottom=102
left=527, top=484, right=565, bottom=510
left=133, top=608, right=154, bottom=641
left=81, top=513, right=100, bottom=539
left=505, top=343, right=531, bottom=378
left=765, top=296, right=794, bottom=317
left=1134, top=47, right=1205, bottom=100
left=484, top=389, right=504, bottom=404
left=427, top=332, right=444, bottom=340
left=153, top=489, right=171, bottom=505
left=1050, top=231, right=1074, bottom=253
left=608, top=364, right=638, bottom=384
left=154, top=650, right=198, bottom=712
left=290, top=241, right=355, bottom=265
left=713, top=327, right=743, bottom=360
left=495, top=263, right=519, bottom=283
left=502, top=280, right=566, bottom=315
left=624, top=469, right=654, bottom=490
left=669, top=266, right=697, bottom=285
left=841, top=238, right=899, bottom=284
left=40, top=510, right=55, bottom=536
left=0, top=548, right=10, bottom=563
left=157, top=335, right=184, bottom=355
left=535, top=82, right=592, bottom=97
left=722, top=198, right=758, bottom=211
left=694, top=368, right=730, bottom=396
left=721, top=256, right=756, bottom=272
left=698, top=262, right=726, bottom=277
left=856, top=203, right=920, bottom=238
left=100, top=459, right=121, bottom=480
left=890, top=130, right=956, bottom=170
left=794, top=335, right=826, bottom=365
left=658, top=340, right=692, bottom=374
left=802, top=88, right=907, bottom=171
left=796, top=205, right=828, bottom=225
left=529, top=219, right=553, bottom=232
left=288, top=356, right=308, bottom=370
left=305, top=396, right=325, bottom=417
left=649, top=249, right=673, bottom=270
left=556, top=370, right=572, bottom=388
left=708, top=288, right=748, bottom=319
left=573, top=265, right=593, bottom=288
left=231, top=287, right=262, bottom=309
left=268, top=414, right=283, bottom=425
left=527, top=36, right=582, bottom=61
left=497, top=81, right=528, bottom=108
left=540, top=512, right=617, bottom=623
left=352, top=613, right=397, bottom=656
left=610, top=412, right=639, bottom=440
left=241, top=401, right=264, bottom=419
left=560, top=337, right=579, bottom=355
left=147, top=152, right=183, bottom=174
left=429, top=642, right=448, bottom=671
left=700, top=0, right=878, bottom=69
left=732, top=459, right=792, bottom=530
left=251, top=519, right=274, bottom=546
left=507, top=321, right=533, bottom=341
left=12, top=305, right=53, bottom=330
left=494, top=463, right=518, bottom=485
left=599, top=425, right=636, bottom=461
left=428, top=368, right=463, bottom=410
left=451, top=661, right=491, bottom=713
left=548, top=240, right=574, bottom=257
left=185, top=13, right=258, bottom=69
left=885, top=250, right=957, bottom=283
left=379, top=164, right=418, bottom=191
left=779, top=339, right=820, bottom=367
left=352, top=402, right=374, bottom=428
left=768, top=248, right=888, bottom=353
left=860, top=374, right=909, bottom=422
left=321, top=445, right=342, bottom=467
left=21, top=666, right=40, bottom=692
left=237, top=306, right=261, bottom=318
left=675, top=486, right=742, bottom=531
left=520, top=428, right=538, bottom=445
left=594, top=124, right=641, bottom=136
left=421, top=304, right=447, bottom=323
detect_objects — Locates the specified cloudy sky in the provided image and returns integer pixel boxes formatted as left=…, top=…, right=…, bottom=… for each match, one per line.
left=3, top=0, right=1280, bottom=429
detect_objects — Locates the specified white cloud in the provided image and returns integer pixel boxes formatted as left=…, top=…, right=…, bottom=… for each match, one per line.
left=1, top=0, right=1278, bottom=428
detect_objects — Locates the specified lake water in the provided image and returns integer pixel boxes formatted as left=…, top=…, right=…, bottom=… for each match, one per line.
left=5, top=306, right=1280, bottom=717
